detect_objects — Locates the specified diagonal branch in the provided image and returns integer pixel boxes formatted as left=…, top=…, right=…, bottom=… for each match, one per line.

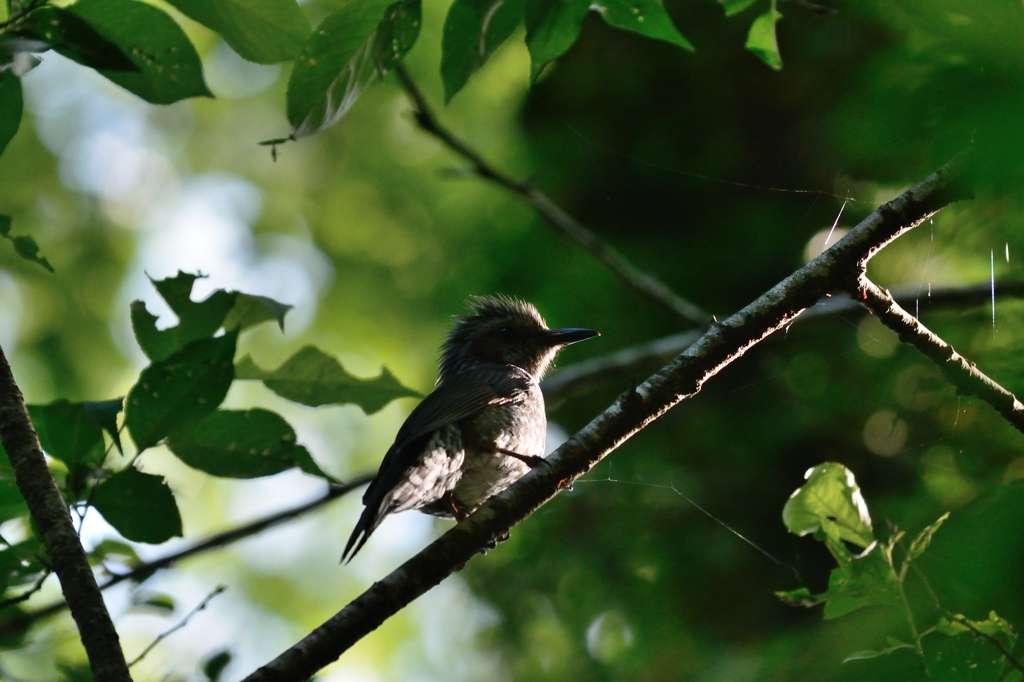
left=542, top=280, right=1024, bottom=402
left=240, top=152, right=976, bottom=682
left=0, top=345, right=131, bottom=682
left=393, top=64, right=710, bottom=328
left=854, top=278, right=1024, bottom=432
left=0, top=474, right=374, bottom=637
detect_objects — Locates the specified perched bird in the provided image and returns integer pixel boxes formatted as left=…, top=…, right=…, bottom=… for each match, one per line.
left=342, top=296, right=598, bottom=562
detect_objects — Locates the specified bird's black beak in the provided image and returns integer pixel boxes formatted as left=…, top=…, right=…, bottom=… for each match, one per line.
left=543, top=328, right=600, bottom=347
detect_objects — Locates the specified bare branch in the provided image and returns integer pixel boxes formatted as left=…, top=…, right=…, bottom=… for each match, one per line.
left=854, top=278, right=1024, bottom=433
left=128, top=585, right=227, bottom=668
left=542, top=280, right=1024, bottom=402
left=393, top=64, right=710, bottom=328
left=0, top=474, right=374, bottom=637
left=0, top=345, right=131, bottom=682
left=240, top=152, right=976, bottom=682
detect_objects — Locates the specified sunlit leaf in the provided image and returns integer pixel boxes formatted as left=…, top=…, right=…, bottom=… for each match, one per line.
left=286, top=0, right=420, bottom=138
left=65, top=0, right=212, bottom=104
left=809, top=541, right=900, bottom=620
left=907, top=511, right=949, bottom=561
left=19, top=7, right=136, bottom=71
left=125, top=333, right=237, bottom=452
left=0, top=72, right=22, bottom=156
left=745, top=7, right=782, bottom=71
left=235, top=346, right=421, bottom=414
left=164, top=0, right=309, bottom=64
left=782, top=462, right=874, bottom=548
left=92, top=467, right=183, bottom=544
left=591, top=0, right=693, bottom=50
left=719, top=0, right=759, bottom=17
left=167, top=409, right=334, bottom=480
left=441, top=0, right=525, bottom=102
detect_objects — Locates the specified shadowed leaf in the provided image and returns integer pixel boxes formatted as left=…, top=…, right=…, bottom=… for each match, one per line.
left=441, top=0, right=524, bottom=102
left=164, top=0, right=309, bottom=64
left=19, top=7, right=136, bottom=70
left=0, top=73, right=22, bottom=156
left=92, top=467, right=183, bottom=544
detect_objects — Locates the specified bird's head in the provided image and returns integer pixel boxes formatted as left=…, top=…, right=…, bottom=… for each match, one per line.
left=439, top=295, right=599, bottom=383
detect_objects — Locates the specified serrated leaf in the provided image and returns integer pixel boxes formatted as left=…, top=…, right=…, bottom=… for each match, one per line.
left=91, top=467, right=183, bottom=544
left=131, top=272, right=237, bottom=361
left=525, top=0, right=589, bottom=81
left=0, top=72, right=21, bottom=156
left=441, top=0, right=524, bottom=102
left=167, top=409, right=333, bottom=480
left=164, top=0, right=309, bottom=64
left=65, top=0, right=212, bottom=104
left=202, top=649, right=232, bottom=682
left=719, top=0, right=759, bottom=16
left=125, top=333, right=237, bottom=452
left=591, top=0, right=693, bottom=50
left=783, top=462, right=874, bottom=548
left=222, top=293, right=292, bottom=332
left=745, top=8, right=782, bottom=71
left=83, top=398, right=124, bottom=455
left=907, top=512, right=950, bottom=561
left=19, top=7, right=136, bottom=71
left=235, top=346, right=421, bottom=414
left=27, top=400, right=106, bottom=469
left=286, top=0, right=420, bottom=138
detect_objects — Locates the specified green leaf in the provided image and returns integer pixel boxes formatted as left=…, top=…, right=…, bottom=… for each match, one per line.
left=286, top=0, right=421, bottom=138
left=131, top=272, right=237, bottom=361
left=83, top=398, right=124, bottom=455
left=591, top=0, right=693, bottom=50
left=0, top=445, right=26, bottom=526
left=88, top=539, right=142, bottom=568
left=0, top=215, right=9, bottom=236
left=0, top=72, right=22, bottom=156
left=125, top=333, right=237, bottom=452
left=821, top=542, right=900, bottom=619
left=163, top=0, right=309, bottom=64
left=525, top=0, right=589, bottom=81
left=719, top=0, right=759, bottom=17
left=131, top=591, right=176, bottom=612
left=235, top=346, right=421, bottom=414
left=222, top=293, right=292, bottom=332
left=926, top=612, right=1018, bottom=681
left=525, top=0, right=690, bottom=80
left=27, top=400, right=106, bottom=469
left=745, top=7, right=782, bottom=71
left=167, top=409, right=333, bottom=480
left=91, top=467, right=183, bottom=544
left=907, top=511, right=950, bottom=561
left=441, top=0, right=525, bottom=102
left=7, top=234, right=53, bottom=273
left=843, top=640, right=914, bottom=662
left=202, top=650, right=233, bottom=682
left=65, top=0, right=212, bottom=104
left=782, top=462, right=874, bottom=548
left=19, top=7, right=136, bottom=71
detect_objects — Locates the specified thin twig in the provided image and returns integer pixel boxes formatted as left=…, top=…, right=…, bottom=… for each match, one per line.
left=854, top=278, right=1024, bottom=433
left=240, top=151, right=977, bottom=682
left=0, top=569, right=51, bottom=611
left=0, top=344, right=131, bottom=681
left=393, top=64, right=711, bottom=328
left=0, top=474, right=373, bottom=637
left=950, top=614, right=1024, bottom=675
left=543, top=280, right=1024, bottom=402
left=128, top=585, right=227, bottom=668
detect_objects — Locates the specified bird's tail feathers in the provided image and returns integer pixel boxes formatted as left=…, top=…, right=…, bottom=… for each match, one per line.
left=340, top=501, right=390, bottom=564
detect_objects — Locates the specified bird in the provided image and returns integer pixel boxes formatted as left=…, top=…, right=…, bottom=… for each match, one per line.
left=342, top=295, right=599, bottom=562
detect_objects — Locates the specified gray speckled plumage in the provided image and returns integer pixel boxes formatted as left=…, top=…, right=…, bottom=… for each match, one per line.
left=342, top=296, right=598, bottom=561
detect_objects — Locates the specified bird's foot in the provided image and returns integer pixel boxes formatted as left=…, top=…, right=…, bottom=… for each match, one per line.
left=496, top=448, right=549, bottom=469
left=444, top=492, right=470, bottom=522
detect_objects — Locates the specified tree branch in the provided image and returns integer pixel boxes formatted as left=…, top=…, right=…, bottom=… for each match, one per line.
left=393, top=64, right=711, bottom=328
left=0, top=345, right=131, bottom=682
left=853, top=278, right=1024, bottom=432
left=240, top=152, right=976, bottom=682
left=0, top=474, right=374, bottom=637
left=542, top=280, right=1024, bottom=402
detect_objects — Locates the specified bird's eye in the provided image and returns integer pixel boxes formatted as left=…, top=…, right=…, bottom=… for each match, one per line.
left=497, top=326, right=512, bottom=338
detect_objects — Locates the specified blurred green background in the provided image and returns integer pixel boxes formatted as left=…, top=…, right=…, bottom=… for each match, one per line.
left=1, top=0, right=1024, bottom=679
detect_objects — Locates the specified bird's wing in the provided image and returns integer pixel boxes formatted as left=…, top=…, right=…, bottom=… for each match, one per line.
left=342, top=364, right=533, bottom=562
